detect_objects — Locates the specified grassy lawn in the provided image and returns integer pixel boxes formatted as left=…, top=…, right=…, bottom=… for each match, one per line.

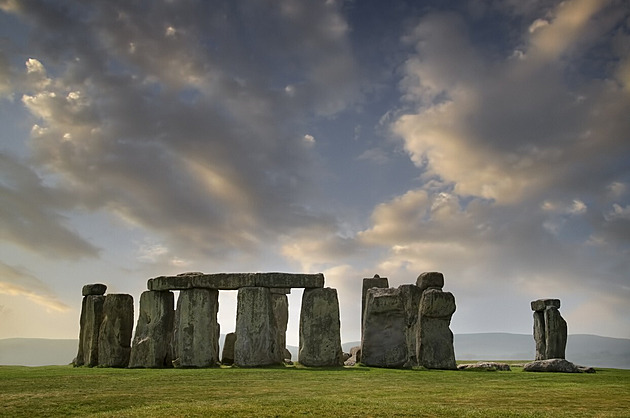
left=0, top=364, right=628, bottom=417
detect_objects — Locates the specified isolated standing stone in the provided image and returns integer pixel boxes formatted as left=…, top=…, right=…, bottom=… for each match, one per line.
left=173, top=288, right=220, bottom=367
left=221, top=332, right=236, bottom=365
left=75, top=294, right=105, bottom=367
left=129, top=290, right=175, bottom=368
left=531, top=298, right=567, bottom=360
left=299, top=287, right=343, bottom=367
left=235, top=287, right=282, bottom=366
left=98, top=293, right=134, bottom=367
left=361, top=287, right=408, bottom=368
left=416, top=288, right=457, bottom=369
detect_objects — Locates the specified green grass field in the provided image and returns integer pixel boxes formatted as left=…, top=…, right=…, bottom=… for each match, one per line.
left=1, top=364, right=628, bottom=417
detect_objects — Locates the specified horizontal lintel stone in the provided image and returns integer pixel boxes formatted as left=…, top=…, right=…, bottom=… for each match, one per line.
left=530, top=298, right=561, bottom=311
left=148, top=272, right=324, bottom=291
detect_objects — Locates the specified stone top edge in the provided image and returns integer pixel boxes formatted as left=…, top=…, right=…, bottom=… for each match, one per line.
left=147, top=272, right=325, bottom=291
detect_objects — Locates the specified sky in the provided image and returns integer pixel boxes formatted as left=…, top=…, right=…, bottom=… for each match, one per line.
left=1, top=0, right=629, bottom=347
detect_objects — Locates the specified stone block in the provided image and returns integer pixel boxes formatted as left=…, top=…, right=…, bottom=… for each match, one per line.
left=148, top=272, right=324, bottom=291
left=398, top=284, right=423, bottom=367
left=416, top=272, right=444, bottom=293
left=82, top=283, right=107, bottom=296
left=75, top=294, right=105, bottom=367
left=544, top=307, right=567, bottom=359
left=98, top=294, right=134, bottom=367
left=416, top=316, right=457, bottom=370
left=299, top=287, right=343, bottom=367
left=533, top=311, right=546, bottom=360
left=530, top=298, right=561, bottom=312
left=272, top=293, right=289, bottom=360
left=129, top=291, right=175, bottom=368
left=419, top=289, right=456, bottom=318
left=361, top=275, right=389, bottom=329
left=221, top=332, right=236, bottom=365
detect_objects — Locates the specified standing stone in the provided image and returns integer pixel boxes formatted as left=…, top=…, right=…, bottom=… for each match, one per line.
left=98, top=294, right=134, bottom=367
left=75, top=294, right=105, bottom=367
left=235, top=287, right=281, bottom=367
left=531, top=298, right=567, bottom=360
left=129, top=290, right=175, bottom=368
left=299, top=287, right=343, bottom=367
left=173, top=288, right=220, bottom=367
left=361, top=287, right=408, bottom=368
left=416, top=288, right=457, bottom=370
left=398, top=284, right=423, bottom=368
left=221, top=332, right=236, bottom=365
left=271, top=291, right=289, bottom=361
left=361, top=275, right=389, bottom=335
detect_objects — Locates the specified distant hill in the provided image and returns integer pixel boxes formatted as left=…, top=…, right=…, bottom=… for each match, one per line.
left=2, top=334, right=629, bottom=369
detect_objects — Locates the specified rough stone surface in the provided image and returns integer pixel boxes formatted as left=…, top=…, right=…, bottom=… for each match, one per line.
left=82, top=283, right=107, bottom=297
left=458, top=362, right=512, bottom=371
left=98, top=294, right=134, bottom=367
left=344, top=346, right=361, bottom=366
left=148, top=272, right=324, bottom=291
left=235, top=287, right=282, bottom=367
left=531, top=298, right=561, bottom=312
left=533, top=311, right=546, bottom=360
left=173, top=288, right=220, bottom=367
left=361, top=288, right=407, bottom=368
left=299, top=287, right=343, bottom=367
left=416, top=289, right=457, bottom=370
left=129, top=291, right=175, bottom=368
left=272, top=293, right=289, bottom=360
left=523, top=359, right=581, bottom=373
left=221, top=332, right=236, bottom=365
left=398, top=284, right=423, bottom=368
left=419, top=289, right=456, bottom=318
left=361, top=275, right=389, bottom=330
left=416, top=272, right=444, bottom=293
left=544, top=307, right=567, bottom=359
left=75, top=294, right=105, bottom=367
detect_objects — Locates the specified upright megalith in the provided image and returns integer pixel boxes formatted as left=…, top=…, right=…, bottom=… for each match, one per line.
left=129, top=290, right=175, bottom=368
left=173, top=288, right=220, bottom=368
left=271, top=289, right=290, bottom=361
left=98, top=293, right=134, bottom=367
left=531, top=298, right=567, bottom=360
left=361, top=287, right=408, bottom=368
left=299, top=287, right=343, bottom=367
left=416, top=288, right=457, bottom=369
left=398, top=284, right=423, bottom=368
left=221, top=332, right=236, bottom=365
left=235, top=287, right=282, bottom=367
left=361, top=275, right=389, bottom=332
left=75, top=289, right=106, bottom=367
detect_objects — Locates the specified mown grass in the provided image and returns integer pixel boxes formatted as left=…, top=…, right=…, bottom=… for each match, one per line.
left=0, top=364, right=628, bottom=417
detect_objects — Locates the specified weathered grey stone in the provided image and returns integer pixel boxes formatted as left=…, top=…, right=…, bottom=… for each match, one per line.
left=361, top=288, right=407, bottom=368
left=98, top=294, right=134, bottom=368
left=533, top=310, right=546, bottom=360
left=299, top=287, right=343, bottom=367
left=82, top=283, right=107, bottom=297
left=531, top=298, right=561, bottom=312
left=544, top=307, right=567, bottom=359
left=173, top=288, right=220, bottom=368
left=416, top=289, right=457, bottom=370
left=74, top=294, right=105, bottom=367
left=523, top=358, right=581, bottom=373
left=398, top=284, right=423, bottom=368
left=344, top=346, right=361, bottom=366
left=361, top=275, right=389, bottom=332
left=148, top=272, right=324, bottom=291
left=272, top=293, right=289, bottom=361
left=235, top=287, right=282, bottom=366
left=129, top=291, right=175, bottom=368
left=419, top=289, right=456, bottom=318
left=221, top=332, right=236, bottom=365
left=416, top=272, right=444, bottom=293
left=457, top=362, right=512, bottom=371
left=283, top=348, right=292, bottom=361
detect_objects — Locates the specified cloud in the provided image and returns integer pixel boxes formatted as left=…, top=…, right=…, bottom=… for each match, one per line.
left=0, top=261, right=71, bottom=312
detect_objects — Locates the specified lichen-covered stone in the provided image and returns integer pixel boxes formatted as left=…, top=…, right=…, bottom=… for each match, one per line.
left=361, top=288, right=407, bottom=368
left=533, top=310, right=546, bottom=360
left=544, top=307, right=567, bottom=359
left=416, top=289, right=457, bottom=370
left=235, top=287, right=282, bottom=367
left=129, top=291, right=175, bottom=368
left=272, top=293, right=289, bottom=361
left=531, top=298, right=560, bottom=312
left=299, top=287, right=343, bottom=367
left=148, top=272, right=324, bottom=291
left=419, top=288, right=456, bottom=318
left=173, top=288, right=220, bottom=367
left=221, top=332, right=236, bottom=365
left=361, top=275, right=389, bottom=329
left=82, top=283, right=107, bottom=296
left=74, top=294, right=105, bottom=367
left=523, top=358, right=580, bottom=373
left=398, top=284, right=423, bottom=368
left=416, top=272, right=444, bottom=293
left=98, top=294, right=134, bottom=367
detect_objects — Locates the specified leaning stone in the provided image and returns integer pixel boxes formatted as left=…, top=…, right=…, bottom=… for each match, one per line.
left=221, top=332, right=236, bottom=365
left=523, top=359, right=581, bottom=373
left=82, top=283, right=107, bottom=296
left=98, top=294, right=134, bottom=367
left=416, top=272, right=444, bottom=293
left=299, top=287, right=344, bottom=367
left=173, top=288, right=220, bottom=367
left=75, top=294, right=105, bottom=367
left=235, top=287, right=282, bottom=366
left=530, top=298, right=561, bottom=312
left=129, top=291, right=175, bottom=368
left=544, top=307, right=567, bottom=359
left=361, top=288, right=407, bottom=368
left=419, top=289, right=456, bottom=318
